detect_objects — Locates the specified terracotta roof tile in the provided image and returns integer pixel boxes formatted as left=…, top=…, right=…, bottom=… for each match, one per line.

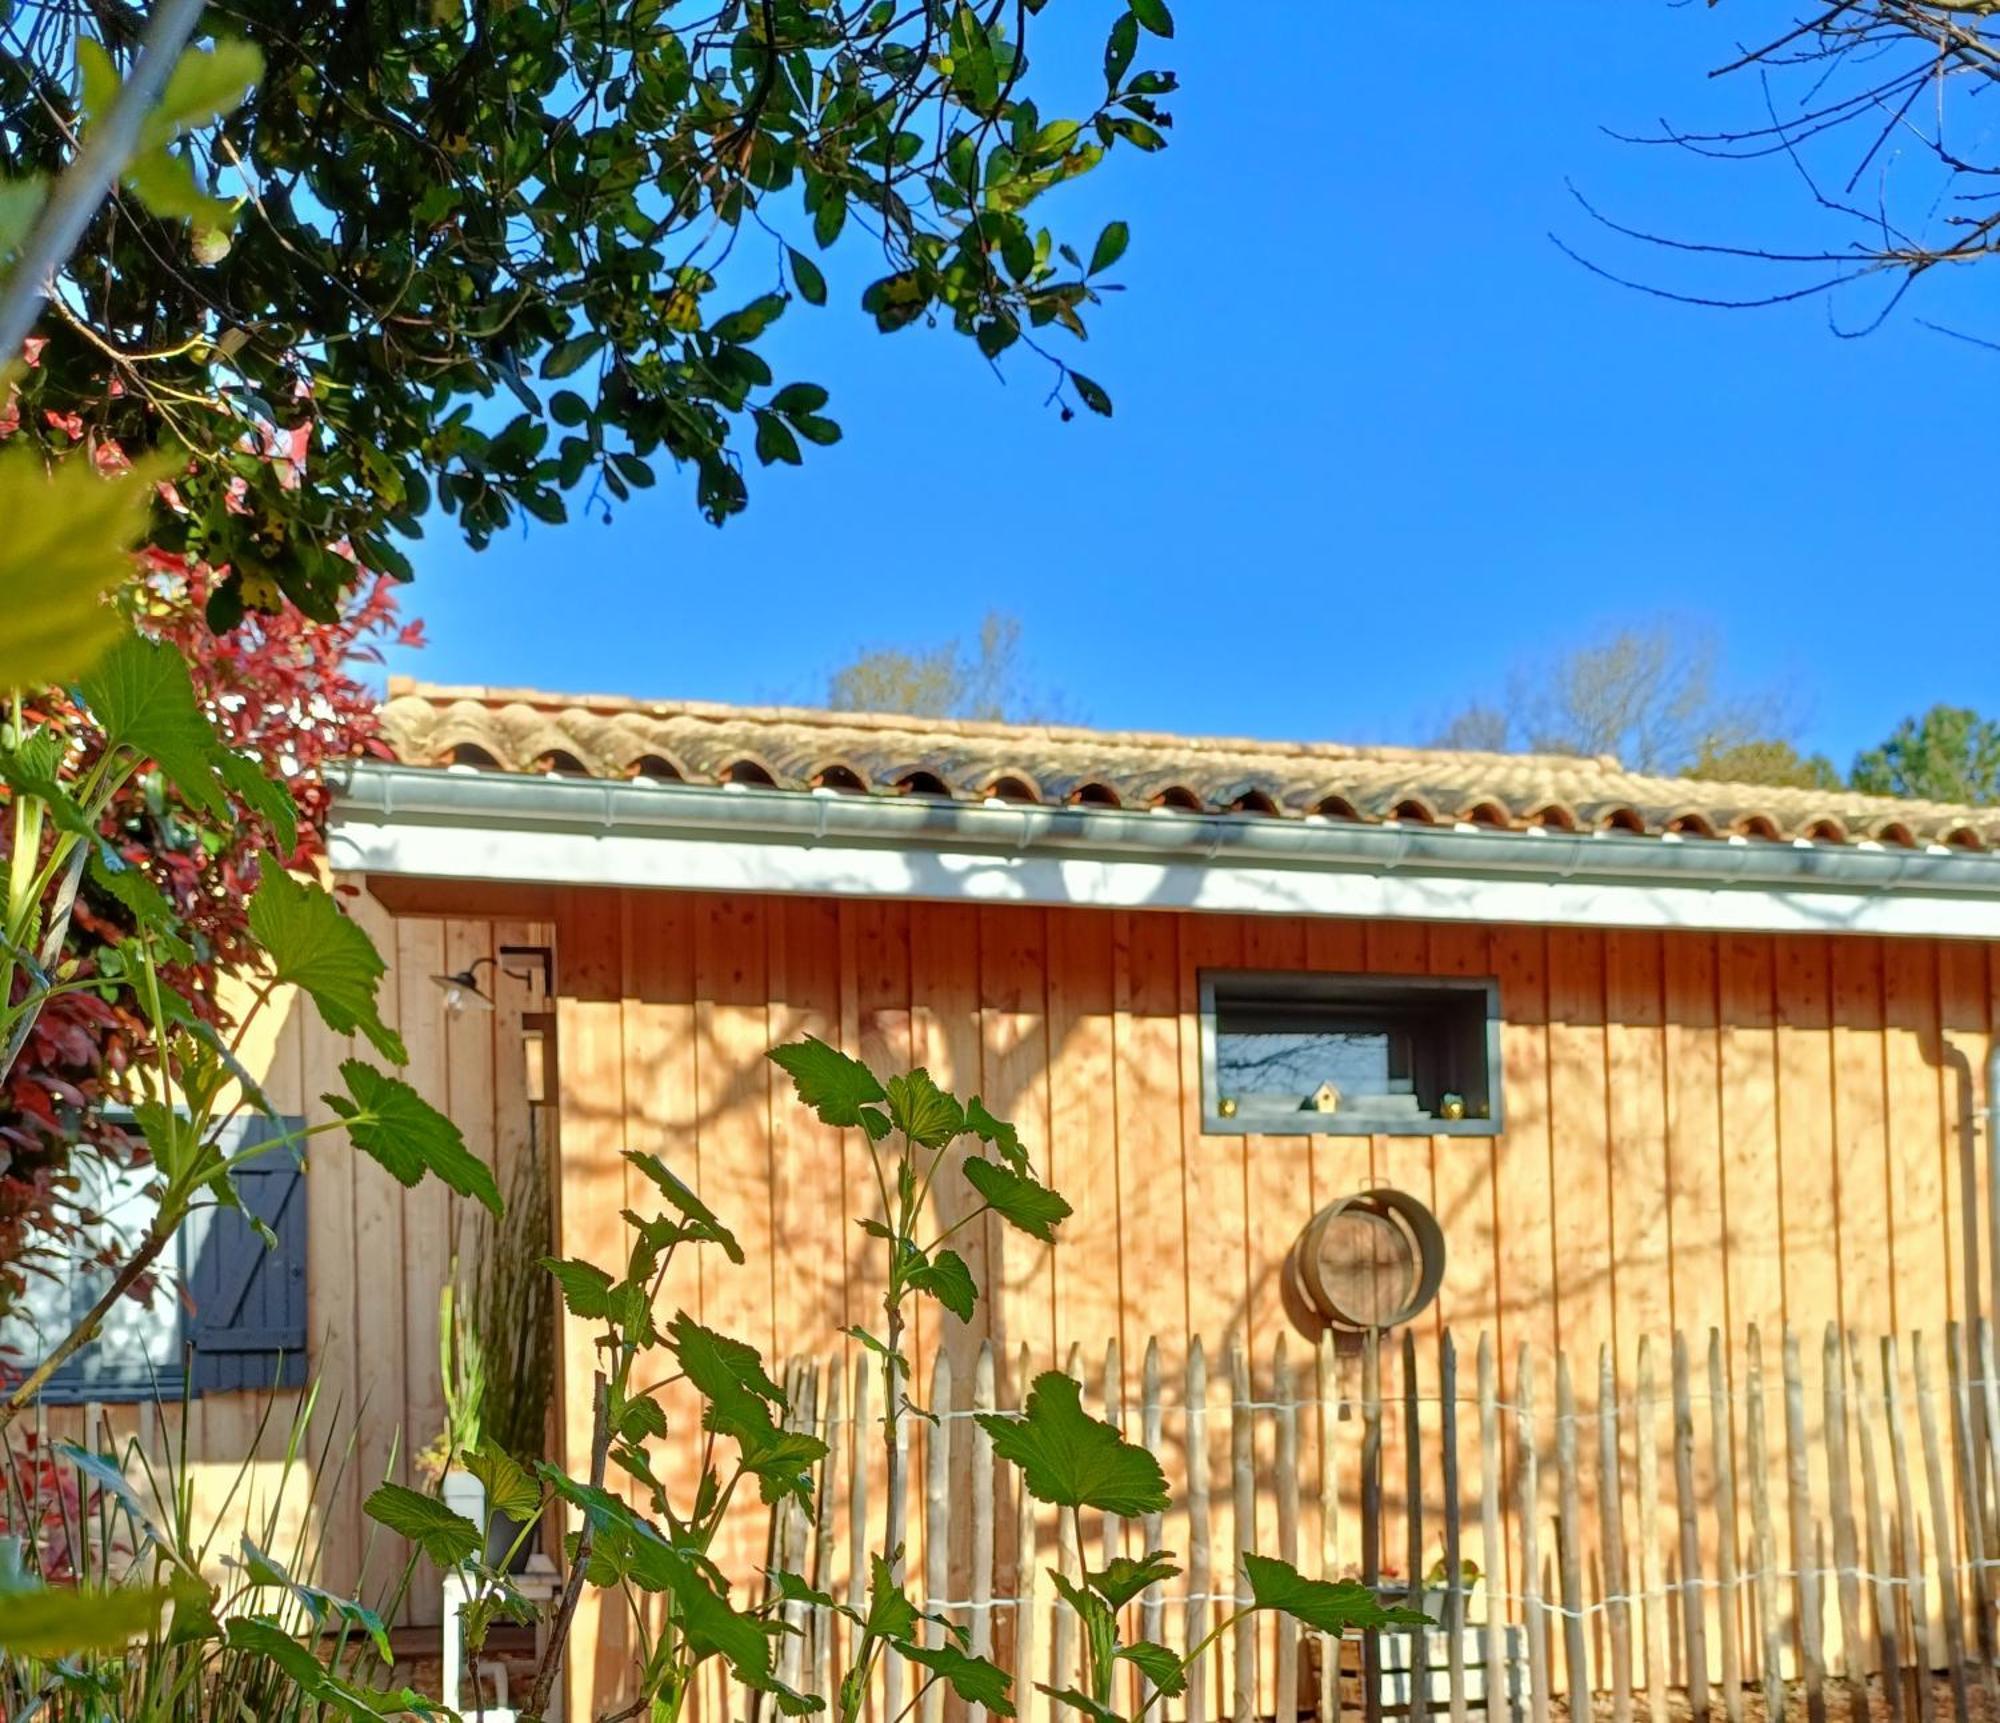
left=374, top=680, right=2000, bottom=852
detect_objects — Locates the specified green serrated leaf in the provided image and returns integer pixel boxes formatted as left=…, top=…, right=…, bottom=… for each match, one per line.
left=769, top=1037, right=889, bottom=1138
left=1116, top=1640, right=1186, bottom=1695
left=466, top=1443, right=541, bottom=1521
left=1089, top=1549, right=1180, bottom=1610
left=327, top=1061, right=498, bottom=1212
left=965, top=1097, right=1029, bottom=1172
left=978, top=1371, right=1168, bottom=1517
left=542, top=1256, right=616, bottom=1320
left=1242, top=1552, right=1431, bottom=1633
left=216, top=749, right=298, bottom=854
left=249, top=869, right=403, bottom=1062
left=906, top=1246, right=978, bottom=1322
left=1038, top=1686, right=1120, bottom=1723
left=901, top=1640, right=1015, bottom=1715
left=865, top=1553, right=920, bottom=1640
left=885, top=1069, right=965, bottom=1147
left=79, top=632, right=229, bottom=817
left=963, top=1157, right=1071, bottom=1243
left=624, top=1150, right=744, bottom=1263
left=363, top=1483, right=480, bottom=1566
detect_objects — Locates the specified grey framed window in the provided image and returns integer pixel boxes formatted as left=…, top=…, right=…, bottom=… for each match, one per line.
left=0, top=1116, right=308, bottom=1402
left=1199, top=971, right=1502, bottom=1136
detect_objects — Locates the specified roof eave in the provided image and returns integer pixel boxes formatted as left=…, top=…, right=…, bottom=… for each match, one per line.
left=329, top=761, right=2000, bottom=940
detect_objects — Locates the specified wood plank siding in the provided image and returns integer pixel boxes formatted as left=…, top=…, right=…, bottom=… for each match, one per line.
left=51, top=884, right=1999, bottom=1650
left=546, top=889, right=1999, bottom=1382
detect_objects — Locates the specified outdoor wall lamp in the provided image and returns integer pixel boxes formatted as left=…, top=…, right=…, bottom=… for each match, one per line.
left=431, top=944, right=553, bottom=1015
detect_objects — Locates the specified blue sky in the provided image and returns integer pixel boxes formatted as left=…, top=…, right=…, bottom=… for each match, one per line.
left=383, top=2, right=1996, bottom=769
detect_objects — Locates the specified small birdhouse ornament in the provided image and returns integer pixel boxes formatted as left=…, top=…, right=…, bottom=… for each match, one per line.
left=1308, top=1081, right=1342, bottom=1115
left=1438, top=1093, right=1467, bottom=1122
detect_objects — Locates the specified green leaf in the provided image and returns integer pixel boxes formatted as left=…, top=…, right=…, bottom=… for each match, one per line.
left=132, top=1099, right=205, bottom=1185
left=1129, top=0, right=1174, bottom=37
left=965, top=1097, right=1029, bottom=1172
left=542, top=333, right=606, bottom=379
left=0, top=447, right=154, bottom=688
left=907, top=1247, right=978, bottom=1322
left=226, top=1615, right=434, bottom=1720
left=791, top=413, right=843, bottom=447
left=363, top=1483, right=481, bottom=1566
left=87, top=846, right=189, bottom=955
left=149, top=38, right=263, bottom=142
left=466, top=1443, right=542, bottom=1521
left=713, top=293, right=789, bottom=343
left=769, top=382, right=830, bottom=416
left=0, top=175, right=46, bottom=259
left=79, top=633, right=229, bottom=818
left=788, top=247, right=828, bottom=306
left=1116, top=1640, right=1186, bottom=1696
left=885, top=1069, right=965, bottom=1148
left=978, top=1371, right=1168, bottom=1517
left=774, top=1569, right=837, bottom=1610
left=53, top=1442, right=172, bottom=1552
left=1038, top=1686, right=1120, bottom=1723
left=216, top=749, right=299, bottom=854
left=962, top=1157, right=1072, bottom=1243
left=1070, top=373, right=1113, bottom=418
left=125, top=147, right=234, bottom=228
left=249, top=868, right=404, bottom=1062
left=901, top=1641, right=1016, bottom=1716
left=668, top=1312, right=825, bottom=1502
left=865, top=1554, right=921, bottom=1640
left=0, top=730, right=90, bottom=835
left=1089, top=1549, right=1179, bottom=1610
left=327, top=1060, right=500, bottom=1214
left=543, top=1257, right=616, bottom=1320
left=755, top=411, right=803, bottom=467
left=236, top=1537, right=393, bottom=1664
left=1089, top=221, right=1129, bottom=275
left=769, top=1037, right=890, bottom=1140
left=1241, top=1553, right=1431, bottom=1633
left=624, top=1149, right=745, bottom=1263
left=0, top=1583, right=175, bottom=1654
left=1104, top=12, right=1140, bottom=89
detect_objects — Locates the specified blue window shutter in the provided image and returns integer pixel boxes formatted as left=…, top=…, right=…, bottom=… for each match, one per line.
left=187, top=1116, right=308, bottom=1395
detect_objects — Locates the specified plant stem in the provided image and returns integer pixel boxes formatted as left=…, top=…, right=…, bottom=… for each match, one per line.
left=525, top=1368, right=611, bottom=1721
left=0, top=1221, right=173, bottom=1429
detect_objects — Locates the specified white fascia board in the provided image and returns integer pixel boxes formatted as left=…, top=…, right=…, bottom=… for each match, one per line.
left=328, top=815, right=2000, bottom=941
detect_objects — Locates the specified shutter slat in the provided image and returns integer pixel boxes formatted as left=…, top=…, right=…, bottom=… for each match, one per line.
left=188, top=1117, right=309, bottom=1396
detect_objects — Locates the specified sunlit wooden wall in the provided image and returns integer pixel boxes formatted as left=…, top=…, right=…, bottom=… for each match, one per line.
left=548, top=887, right=1996, bottom=1413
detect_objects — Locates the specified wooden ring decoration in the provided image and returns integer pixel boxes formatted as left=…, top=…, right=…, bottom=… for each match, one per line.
left=1289, top=1189, right=1446, bottom=1332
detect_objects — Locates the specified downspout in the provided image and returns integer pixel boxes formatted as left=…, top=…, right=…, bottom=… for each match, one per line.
left=1988, top=1044, right=2000, bottom=1343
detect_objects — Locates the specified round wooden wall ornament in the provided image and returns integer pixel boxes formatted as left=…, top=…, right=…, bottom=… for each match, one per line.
left=1288, top=1189, right=1446, bottom=1332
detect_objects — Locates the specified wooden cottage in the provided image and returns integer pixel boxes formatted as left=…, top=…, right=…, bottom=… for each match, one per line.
left=29, top=680, right=2000, bottom=1716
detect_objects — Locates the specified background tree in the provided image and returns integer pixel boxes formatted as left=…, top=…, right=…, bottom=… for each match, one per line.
left=826, top=611, right=1060, bottom=722
left=1851, top=705, right=2000, bottom=805
left=1569, top=6, right=2000, bottom=336
left=1685, top=737, right=1843, bottom=791
left=1430, top=619, right=1784, bottom=775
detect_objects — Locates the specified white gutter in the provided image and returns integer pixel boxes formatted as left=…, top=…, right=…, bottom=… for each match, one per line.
left=328, top=762, right=2000, bottom=941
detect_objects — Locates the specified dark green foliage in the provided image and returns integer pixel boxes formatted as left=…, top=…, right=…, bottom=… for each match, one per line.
left=2, top=1, right=1176, bottom=621
left=1852, top=705, right=2000, bottom=805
